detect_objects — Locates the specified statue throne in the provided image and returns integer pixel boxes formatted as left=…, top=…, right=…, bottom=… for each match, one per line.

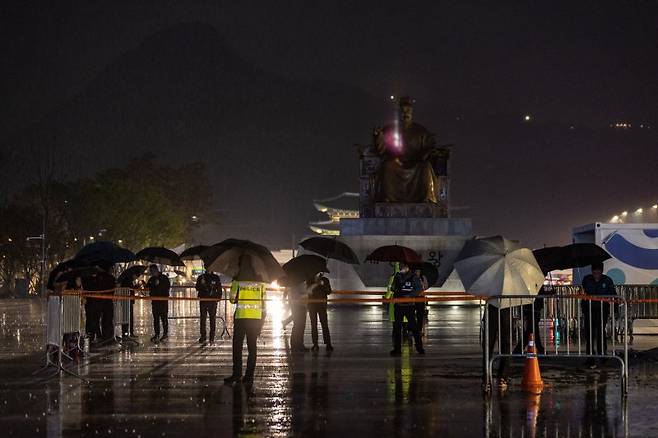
left=358, top=146, right=450, bottom=218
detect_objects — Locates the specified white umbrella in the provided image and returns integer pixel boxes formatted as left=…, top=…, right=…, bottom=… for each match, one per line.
left=454, top=236, right=545, bottom=308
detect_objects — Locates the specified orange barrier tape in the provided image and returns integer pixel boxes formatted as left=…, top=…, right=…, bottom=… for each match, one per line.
left=56, top=290, right=482, bottom=304
left=327, top=290, right=471, bottom=296
left=56, top=289, right=637, bottom=305
left=170, top=285, right=469, bottom=296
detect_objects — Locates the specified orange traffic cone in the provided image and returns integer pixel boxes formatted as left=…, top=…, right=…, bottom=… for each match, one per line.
left=522, top=333, right=544, bottom=394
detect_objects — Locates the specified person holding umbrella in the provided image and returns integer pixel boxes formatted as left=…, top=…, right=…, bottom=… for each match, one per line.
left=289, top=280, right=309, bottom=352
left=453, top=236, right=546, bottom=390
left=308, top=273, right=333, bottom=352
left=581, top=261, right=617, bottom=368
left=281, top=254, right=330, bottom=351
left=224, top=255, right=268, bottom=384
left=146, top=264, right=171, bottom=343
left=390, top=263, right=425, bottom=356
left=195, top=269, right=222, bottom=344
left=82, top=262, right=117, bottom=344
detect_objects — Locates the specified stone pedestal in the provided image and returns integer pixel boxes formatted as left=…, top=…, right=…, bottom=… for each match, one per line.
left=374, top=203, right=447, bottom=219
left=340, top=217, right=471, bottom=236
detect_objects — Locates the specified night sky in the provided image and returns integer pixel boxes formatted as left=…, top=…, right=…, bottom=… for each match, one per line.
left=2, top=1, right=657, bottom=248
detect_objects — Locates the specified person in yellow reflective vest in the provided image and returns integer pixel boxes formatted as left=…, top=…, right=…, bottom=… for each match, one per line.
left=224, top=257, right=267, bottom=384
left=385, top=262, right=400, bottom=322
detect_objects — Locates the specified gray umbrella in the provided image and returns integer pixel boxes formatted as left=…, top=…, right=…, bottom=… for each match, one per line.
left=454, top=236, right=545, bottom=308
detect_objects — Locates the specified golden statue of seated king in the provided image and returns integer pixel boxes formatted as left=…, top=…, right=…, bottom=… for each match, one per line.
left=372, top=97, right=443, bottom=204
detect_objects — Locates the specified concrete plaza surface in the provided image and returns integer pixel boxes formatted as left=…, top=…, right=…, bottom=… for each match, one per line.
left=1, top=299, right=658, bottom=437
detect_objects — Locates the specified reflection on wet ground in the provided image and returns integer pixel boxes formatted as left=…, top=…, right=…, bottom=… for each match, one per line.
left=1, top=299, right=658, bottom=437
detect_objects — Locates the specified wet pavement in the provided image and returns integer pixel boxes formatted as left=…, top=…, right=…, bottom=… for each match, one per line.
left=1, top=298, right=658, bottom=437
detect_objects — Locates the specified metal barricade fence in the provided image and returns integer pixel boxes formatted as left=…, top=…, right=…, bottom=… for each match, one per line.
left=62, top=294, right=82, bottom=335
left=483, top=294, right=628, bottom=396
left=169, top=286, right=231, bottom=338
left=618, top=285, right=658, bottom=340
left=113, top=287, right=134, bottom=341
left=37, top=291, right=85, bottom=380
left=113, top=287, right=131, bottom=327
left=46, top=294, right=82, bottom=348
left=550, top=284, right=658, bottom=341
left=170, top=287, right=200, bottom=318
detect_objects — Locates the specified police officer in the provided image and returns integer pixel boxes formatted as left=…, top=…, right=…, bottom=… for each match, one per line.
left=224, top=256, right=267, bottom=384
left=581, top=261, right=616, bottom=367
left=195, top=269, right=222, bottom=344
left=146, top=264, right=170, bottom=343
left=390, top=263, right=424, bottom=356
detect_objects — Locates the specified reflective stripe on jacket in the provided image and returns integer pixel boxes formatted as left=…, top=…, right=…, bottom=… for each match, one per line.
left=230, top=281, right=266, bottom=319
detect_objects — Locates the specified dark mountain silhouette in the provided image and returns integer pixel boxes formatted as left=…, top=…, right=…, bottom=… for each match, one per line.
left=4, top=23, right=385, bottom=247
left=4, top=22, right=657, bottom=248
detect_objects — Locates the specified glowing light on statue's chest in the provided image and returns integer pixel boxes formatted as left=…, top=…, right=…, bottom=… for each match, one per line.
left=386, top=119, right=404, bottom=154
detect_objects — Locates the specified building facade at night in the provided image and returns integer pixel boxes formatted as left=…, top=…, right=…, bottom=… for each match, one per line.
left=308, top=192, right=359, bottom=236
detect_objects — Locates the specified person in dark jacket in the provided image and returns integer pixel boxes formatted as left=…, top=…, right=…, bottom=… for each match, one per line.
left=308, top=273, right=333, bottom=352
left=289, top=280, right=309, bottom=352
left=390, top=263, right=424, bottom=356
left=146, top=264, right=171, bottom=343
left=195, top=270, right=222, bottom=344
left=581, top=262, right=616, bottom=367
left=82, top=273, right=102, bottom=342
left=83, top=263, right=116, bottom=343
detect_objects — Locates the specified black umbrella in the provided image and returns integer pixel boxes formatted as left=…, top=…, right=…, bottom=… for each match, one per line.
left=57, top=266, right=104, bottom=283
left=75, top=241, right=135, bottom=265
left=365, top=245, right=422, bottom=264
left=117, top=265, right=147, bottom=285
left=232, top=254, right=267, bottom=282
left=201, top=239, right=273, bottom=267
left=206, top=240, right=284, bottom=282
left=561, top=243, right=611, bottom=268
left=180, top=245, right=209, bottom=260
left=135, top=247, right=185, bottom=266
left=299, top=237, right=360, bottom=265
left=533, top=246, right=566, bottom=275
left=282, top=255, right=329, bottom=284
left=533, top=243, right=611, bottom=274
left=47, top=259, right=79, bottom=289
left=410, top=262, right=439, bottom=288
